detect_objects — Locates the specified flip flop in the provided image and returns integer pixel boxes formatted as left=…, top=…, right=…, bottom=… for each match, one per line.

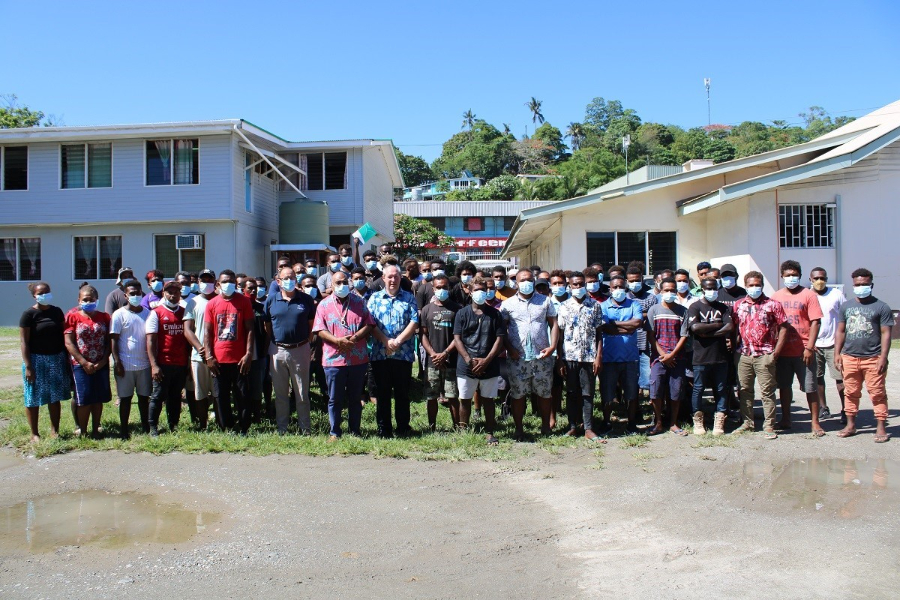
left=763, top=430, right=778, bottom=440
left=647, top=427, right=666, bottom=436
left=670, top=427, right=688, bottom=436
left=874, top=433, right=891, bottom=443
left=836, top=429, right=857, bottom=438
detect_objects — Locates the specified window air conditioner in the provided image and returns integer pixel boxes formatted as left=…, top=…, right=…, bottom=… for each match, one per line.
left=176, top=234, right=204, bottom=250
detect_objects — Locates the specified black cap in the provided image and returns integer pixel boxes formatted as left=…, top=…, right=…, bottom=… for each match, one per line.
left=199, top=268, right=216, bottom=278
left=720, top=263, right=738, bottom=276
left=535, top=278, right=550, bottom=286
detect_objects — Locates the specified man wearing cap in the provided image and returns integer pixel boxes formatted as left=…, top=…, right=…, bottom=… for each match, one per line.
left=105, top=267, right=138, bottom=315
left=718, top=264, right=747, bottom=305
left=717, top=263, right=747, bottom=418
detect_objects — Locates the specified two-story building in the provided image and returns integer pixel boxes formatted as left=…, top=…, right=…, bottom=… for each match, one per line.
left=401, top=170, right=484, bottom=201
left=0, top=119, right=402, bottom=324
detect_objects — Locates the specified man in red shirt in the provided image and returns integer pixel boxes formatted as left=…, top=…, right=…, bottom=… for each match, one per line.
left=204, top=269, right=256, bottom=434
left=771, top=260, right=824, bottom=435
left=146, top=280, right=190, bottom=436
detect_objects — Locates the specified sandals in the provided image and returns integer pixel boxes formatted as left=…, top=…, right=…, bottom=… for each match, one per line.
left=874, top=433, right=891, bottom=443
left=647, top=426, right=666, bottom=437
left=670, top=427, right=688, bottom=437
left=486, top=435, right=499, bottom=446
left=763, top=430, right=778, bottom=440
left=836, top=428, right=857, bottom=438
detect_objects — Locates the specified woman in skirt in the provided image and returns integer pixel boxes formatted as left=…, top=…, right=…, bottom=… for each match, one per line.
left=19, top=281, right=71, bottom=442
left=64, top=283, right=112, bottom=437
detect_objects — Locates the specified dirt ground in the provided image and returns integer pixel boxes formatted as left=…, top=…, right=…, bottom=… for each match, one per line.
left=2, top=366, right=900, bottom=599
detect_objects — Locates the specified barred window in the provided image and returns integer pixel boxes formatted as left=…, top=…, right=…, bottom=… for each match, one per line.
left=779, top=204, right=834, bottom=248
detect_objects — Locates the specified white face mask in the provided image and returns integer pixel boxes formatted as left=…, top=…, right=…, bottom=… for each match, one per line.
left=200, top=282, right=216, bottom=295
left=783, top=276, right=800, bottom=289
left=676, top=281, right=689, bottom=294
left=722, top=276, right=736, bottom=289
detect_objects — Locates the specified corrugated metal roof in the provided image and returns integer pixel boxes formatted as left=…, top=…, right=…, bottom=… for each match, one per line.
left=393, top=200, right=553, bottom=217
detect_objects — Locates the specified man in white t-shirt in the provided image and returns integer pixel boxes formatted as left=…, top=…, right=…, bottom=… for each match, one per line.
left=811, top=267, right=847, bottom=423
left=184, top=268, right=217, bottom=430
left=110, top=279, right=151, bottom=438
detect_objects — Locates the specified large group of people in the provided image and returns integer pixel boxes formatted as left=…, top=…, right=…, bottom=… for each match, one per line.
left=18, top=242, right=894, bottom=445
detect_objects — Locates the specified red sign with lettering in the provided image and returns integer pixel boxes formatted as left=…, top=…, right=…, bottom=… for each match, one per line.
left=453, top=237, right=507, bottom=248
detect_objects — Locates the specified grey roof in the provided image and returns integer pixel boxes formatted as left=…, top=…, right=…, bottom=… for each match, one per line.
left=393, top=200, right=553, bottom=217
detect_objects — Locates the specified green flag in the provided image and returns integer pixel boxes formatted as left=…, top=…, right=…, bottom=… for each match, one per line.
left=352, top=222, right=378, bottom=244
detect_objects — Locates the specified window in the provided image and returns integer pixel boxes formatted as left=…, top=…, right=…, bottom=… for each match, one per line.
left=0, top=238, right=41, bottom=281
left=503, top=216, right=517, bottom=231
left=302, top=152, right=347, bottom=191
left=454, top=180, right=470, bottom=188
left=464, top=217, right=484, bottom=232
left=1, top=146, right=28, bottom=190
left=61, top=143, right=112, bottom=189
left=779, top=204, right=834, bottom=248
left=74, top=236, right=122, bottom=280
left=155, top=234, right=205, bottom=275
left=423, top=217, right=445, bottom=229
left=586, top=231, right=677, bottom=274
left=146, top=139, right=199, bottom=185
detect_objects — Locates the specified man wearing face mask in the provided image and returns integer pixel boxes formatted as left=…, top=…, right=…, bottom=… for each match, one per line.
left=305, top=258, right=319, bottom=279
left=600, top=276, right=643, bottom=433
left=502, top=269, right=559, bottom=440
left=733, top=271, right=788, bottom=439
left=673, top=269, right=696, bottom=307
left=771, top=260, right=824, bottom=435
left=584, top=267, right=607, bottom=302
left=105, top=266, right=137, bottom=315
left=690, top=261, right=712, bottom=297
left=145, top=280, right=189, bottom=436
left=338, top=243, right=356, bottom=272
left=716, top=264, right=746, bottom=307
left=492, top=266, right=514, bottom=301
left=682, top=277, right=733, bottom=435
left=451, top=261, right=477, bottom=306
left=183, top=269, right=217, bottom=430
left=416, top=258, right=446, bottom=309
left=110, top=279, right=151, bottom=438
left=589, top=262, right=610, bottom=296
left=300, top=274, right=327, bottom=396
left=361, top=249, right=382, bottom=290
left=264, top=266, right=317, bottom=435
left=204, top=270, right=256, bottom=435
left=835, top=268, right=894, bottom=442
left=810, top=267, right=846, bottom=423
left=268, top=256, right=293, bottom=297
left=645, top=278, right=689, bottom=436
left=626, top=264, right=658, bottom=397
left=141, top=269, right=166, bottom=310
left=317, top=253, right=342, bottom=296
left=414, top=261, right=432, bottom=294
left=350, top=267, right=372, bottom=301
left=420, top=273, right=461, bottom=431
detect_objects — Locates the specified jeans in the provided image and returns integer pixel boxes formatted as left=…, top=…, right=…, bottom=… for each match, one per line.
left=213, top=363, right=250, bottom=433
left=691, top=362, right=729, bottom=413
left=149, top=364, right=187, bottom=430
left=565, top=361, right=596, bottom=431
left=638, top=352, right=651, bottom=390
left=247, top=358, right=265, bottom=423
left=372, top=359, right=413, bottom=437
left=271, top=344, right=311, bottom=433
left=325, top=363, right=368, bottom=437
left=738, top=353, right=777, bottom=430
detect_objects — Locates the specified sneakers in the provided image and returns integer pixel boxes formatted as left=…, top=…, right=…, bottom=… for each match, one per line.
left=149, top=426, right=159, bottom=438
left=820, top=405, right=831, bottom=420
left=693, top=411, right=706, bottom=435
left=713, top=412, right=726, bottom=436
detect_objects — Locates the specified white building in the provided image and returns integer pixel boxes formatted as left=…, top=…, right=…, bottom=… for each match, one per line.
left=0, top=120, right=403, bottom=325
left=502, top=100, right=900, bottom=304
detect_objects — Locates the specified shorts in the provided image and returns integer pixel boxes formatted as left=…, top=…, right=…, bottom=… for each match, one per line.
left=425, top=364, right=458, bottom=401
left=564, top=361, right=596, bottom=398
left=115, top=368, right=152, bottom=398
left=649, top=360, right=685, bottom=402
left=191, top=360, right=215, bottom=399
left=776, top=355, right=818, bottom=393
left=72, top=364, right=112, bottom=407
left=458, top=375, right=500, bottom=400
left=508, top=357, right=554, bottom=398
left=815, top=346, right=842, bottom=382
left=638, top=352, right=651, bottom=390
left=600, top=361, right=639, bottom=405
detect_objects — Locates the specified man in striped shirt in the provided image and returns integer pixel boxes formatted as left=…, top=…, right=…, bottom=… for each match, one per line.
left=110, top=279, right=151, bottom=438
left=645, top=278, right=689, bottom=436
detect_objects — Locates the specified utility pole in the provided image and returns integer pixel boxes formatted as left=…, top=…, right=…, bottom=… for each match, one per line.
left=623, top=134, right=631, bottom=184
left=704, top=78, right=711, bottom=126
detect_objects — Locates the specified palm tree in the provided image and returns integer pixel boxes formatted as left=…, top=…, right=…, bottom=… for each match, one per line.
left=566, top=122, right=585, bottom=151
left=525, top=97, right=544, bottom=125
left=461, top=109, right=476, bottom=130
left=502, top=123, right=512, bottom=136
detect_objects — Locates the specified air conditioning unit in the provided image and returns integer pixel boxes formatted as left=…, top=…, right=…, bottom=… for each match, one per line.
left=176, top=234, right=204, bottom=250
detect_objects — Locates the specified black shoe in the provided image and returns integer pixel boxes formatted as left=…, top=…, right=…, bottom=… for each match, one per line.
left=149, top=426, right=159, bottom=438
left=820, top=406, right=831, bottom=420
left=120, top=426, right=130, bottom=440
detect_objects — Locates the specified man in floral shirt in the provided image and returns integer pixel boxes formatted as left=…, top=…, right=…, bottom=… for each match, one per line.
left=732, top=271, right=788, bottom=438
left=367, top=264, right=419, bottom=438
left=556, top=270, right=605, bottom=440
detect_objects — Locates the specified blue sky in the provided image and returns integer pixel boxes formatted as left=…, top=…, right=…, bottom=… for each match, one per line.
left=3, top=0, right=899, bottom=162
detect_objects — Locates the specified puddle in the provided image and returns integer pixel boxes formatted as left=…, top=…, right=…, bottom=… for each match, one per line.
left=0, top=490, right=219, bottom=552
left=741, top=458, right=900, bottom=519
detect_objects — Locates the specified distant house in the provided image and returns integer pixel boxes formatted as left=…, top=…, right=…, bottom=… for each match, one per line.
left=503, top=100, right=900, bottom=304
left=0, top=119, right=402, bottom=325
left=401, top=170, right=483, bottom=201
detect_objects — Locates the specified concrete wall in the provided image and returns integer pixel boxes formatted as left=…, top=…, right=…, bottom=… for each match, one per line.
left=362, top=146, right=396, bottom=244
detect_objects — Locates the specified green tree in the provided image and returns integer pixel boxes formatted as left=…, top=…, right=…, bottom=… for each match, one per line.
left=584, top=97, right=624, bottom=131
left=395, top=149, right=433, bottom=187
left=0, top=94, right=45, bottom=128
left=526, top=97, right=544, bottom=125
left=431, top=120, right=515, bottom=180
left=461, top=109, right=476, bottom=131
left=393, top=214, right=455, bottom=258
left=566, top=122, right=586, bottom=151
left=532, top=122, right=567, bottom=162
left=482, top=174, right=520, bottom=200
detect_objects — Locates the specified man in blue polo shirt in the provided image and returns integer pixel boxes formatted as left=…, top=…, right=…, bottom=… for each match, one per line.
left=264, top=266, right=316, bottom=434
left=600, top=275, right=643, bottom=433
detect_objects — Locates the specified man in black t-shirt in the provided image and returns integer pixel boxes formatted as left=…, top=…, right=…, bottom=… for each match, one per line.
left=681, top=277, right=733, bottom=436
left=420, top=274, right=461, bottom=431
left=453, top=276, right=507, bottom=444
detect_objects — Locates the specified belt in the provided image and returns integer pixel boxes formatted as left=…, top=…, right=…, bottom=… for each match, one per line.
left=276, top=340, right=309, bottom=349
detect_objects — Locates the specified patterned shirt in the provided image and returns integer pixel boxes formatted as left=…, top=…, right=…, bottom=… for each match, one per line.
left=501, top=293, right=557, bottom=360
left=556, top=296, right=605, bottom=362
left=367, top=289, right=419, bottom=362
left=313, top=294, right=375, bottom=367
left=64, top=309, right=111, bottom=366
left=628, top=289, right=659, bottom=352
left=646, top=303, right=687, bottom=364
left=733, top=295, right=787, bottom=357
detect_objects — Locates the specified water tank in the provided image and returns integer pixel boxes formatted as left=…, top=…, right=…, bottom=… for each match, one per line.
left=279, top=199, right=329, bottom=245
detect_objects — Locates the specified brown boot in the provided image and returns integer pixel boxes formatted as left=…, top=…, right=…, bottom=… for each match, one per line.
left=693, top=411, right=706, bottom=435
left=713, top=412, right=726, bottom=436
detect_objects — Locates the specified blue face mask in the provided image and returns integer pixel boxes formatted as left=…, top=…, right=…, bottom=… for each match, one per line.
left=495, top=279, right=505, bottom=289
left=704, top=289, right=719, bottom=302
left=181, top=285, right=191, bottom=297
left=627, top=281, right=642, bottom=293
left=486, top=289, right=496, bottom=300
left=432, top=269, right=445, bottom=278
left=471, top=290, right=487, bottom=305
left=35, top=292, right=53, bottom=306
left=353, top=279, right=367, bottom=290
left=256, top=287, right=266, bottom=299
left=127, top=295, right=142, bottom=307
left=571, top=287, right=587, bottom=300
left=190, top=283, right=200, bottom=294
left=662, top=291, right=677, bottom=303
left=80, top=301, right=98, bottom=313
left=330, top=262, right=341, bottom=273
left=220, top=282, right=236, bottom=297
left=747, top=286, right=763, bottom=299
left=306, top=267, right=318, bottom=277
left=461, top=274, right=473, bottom=284
left=721, top=276, right=736, bottom=289
left=341, top=256, right=354, bottom=267
left=281, top=278, right=296, bottom=292
left=423, top=272, right=433, bottom=281
left=610, top=289, right=627, bottom=302
left=853, top=285, right=873, bottom=298
left=518, top=281, right=534, bottom=296
left=434, top=288, right=450, bottom=302
left=365, top=260, right=378, bottom=271
left=586, top=281, right=600, bottom=293
left=333, top=284, right=350, bottom=298
left=783, top=276, right=800, bottom=289
left=150, top=280, right=163, bottom=293
left=552, top=285, right=567, bottom=297
left=303, top=285, right=319, bottom=298
left=676, top=281, right=690, bottom=294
